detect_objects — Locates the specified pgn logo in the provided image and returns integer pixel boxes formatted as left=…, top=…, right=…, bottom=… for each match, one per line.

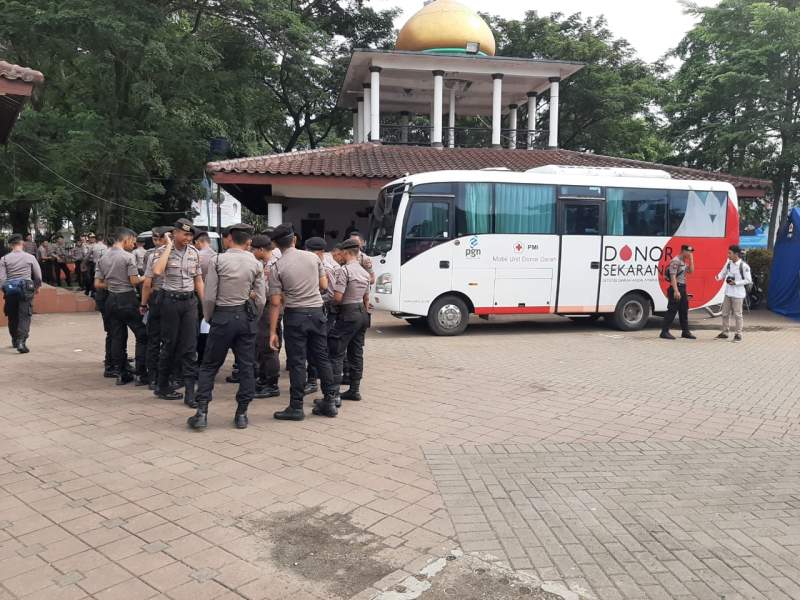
left=465, top=236, right=481, bottom=259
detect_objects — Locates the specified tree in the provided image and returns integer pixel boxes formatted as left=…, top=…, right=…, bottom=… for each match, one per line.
left=489, top=11, right=670, bottom=161
left=664, top=0, right=800, bottom=248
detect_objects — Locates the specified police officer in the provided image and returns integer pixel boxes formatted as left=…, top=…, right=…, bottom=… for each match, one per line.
left=86, top=233, right=107, bottom=297
left=303, top=237, right=338, bottom=395
left=133, top=238, right=147, bottom=276
left=268, top=223, right=338, bottom=420
left=150, top=219, right=204, bottom=403
left=94, top=228, right=147, bottom=385
left=325, top=238, right=371, bottom=405
left=660, top=244, right=696, bottom=340
left=251, top=234, right=281, bottom=398
left=188, top=224, right=265, bottom=429
left=0, top=234, right=42, bottom=353
left=140, top=226, right=170, bottom=389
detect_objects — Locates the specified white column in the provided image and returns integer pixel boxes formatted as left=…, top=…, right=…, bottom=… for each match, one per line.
left=432, top=70, right=444, bottom=147
left=491, top=74, right=503, bottom=148
left=527, top=92, right=538, bottom=150
left=448, top=86, right=456, bottom=148
left=267, top=203, right=282, bottom=227
left=548, top=77, right=560, bottom=149
left=352, top=109, right=359, bottom=144
left=369, top=67, right=381, bottom=143
left=362, top=84, right=371, bottom=143
left=508, top=104, right=518, bottom=149
left=356, top=99, right=364, bottom=143
left=400, top=112, right=410, bottom=144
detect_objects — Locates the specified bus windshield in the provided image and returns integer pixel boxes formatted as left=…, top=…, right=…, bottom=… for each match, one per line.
left=368, top=183, right=405, bottom=255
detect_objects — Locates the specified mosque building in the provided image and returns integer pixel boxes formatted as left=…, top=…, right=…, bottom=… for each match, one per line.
left=207, top=0, right=768, bottom=243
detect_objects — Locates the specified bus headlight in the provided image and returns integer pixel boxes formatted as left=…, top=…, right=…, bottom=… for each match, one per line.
left=376, top=273, right=392, bottom=294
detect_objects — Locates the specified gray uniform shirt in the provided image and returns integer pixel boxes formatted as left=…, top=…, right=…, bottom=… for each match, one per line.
left=198, top=246, right=217, bottom=280
left=320, top=254, right=338, bottom=304
left=268, top=247, right=324, bottom=308
left=143, top=248, right=164, bottom=290
left=71, top=244, right=86, bottom=261
left=203, top=248, right=265, bottom=322
left=53, top=243, right=68, bottom=263
left=133, top=247, right=147, bottom=272
left=89, top=242, right=107, bottom=263
left=0, top=250, right=42, bottom=288
left=668, top=257, right=688, bottom=285
left=149, top=244, right=200, bottom=292
left=333, top=260, right=371, bottom=305
left=96, top=247, right=138, bottom=293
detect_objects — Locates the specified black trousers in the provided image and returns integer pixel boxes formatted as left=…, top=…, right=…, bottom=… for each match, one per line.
left=95, top=289, right=118, bottom=368
left=306, top=306, right=336, bottom=383
left=283, top=307, right=334, bottom=408
left=158, top=294, right=197, bottom=391
left=4, top=294, right=33, bottom=342
left=87, top=261, right=96, bottom=295
left=107, top=291, right=147, bottom=375
left=145, top=291, right=163, bottom=382
left=55, top=262, right=71, bottom=286
left=40, top=260, right=55, bottom=285
left=196, top=307, right=257, bottom=409
left=328, top=305, right=369, bottom=392
left=662, top=284, right=690, bottom=333
left=256, top=309, right=281, bottom=385
left=74, top=260, right=83, bottom=289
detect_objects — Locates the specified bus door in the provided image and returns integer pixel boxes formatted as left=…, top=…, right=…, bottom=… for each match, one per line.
left=399, top=193, right=453, bottom=314
left=556, top=195, right=604, bottom=314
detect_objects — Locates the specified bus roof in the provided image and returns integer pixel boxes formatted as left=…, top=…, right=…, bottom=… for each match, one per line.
left=385, top=168, right=738, bottom=199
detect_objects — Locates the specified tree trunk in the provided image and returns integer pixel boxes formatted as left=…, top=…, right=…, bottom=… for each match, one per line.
left=767, top=174, right=783, bottom=250
left=8, top=201, right=32, bottom=236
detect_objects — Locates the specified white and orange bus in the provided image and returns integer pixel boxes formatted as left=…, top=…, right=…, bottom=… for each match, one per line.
left=367, top=166, right=739, bottom=335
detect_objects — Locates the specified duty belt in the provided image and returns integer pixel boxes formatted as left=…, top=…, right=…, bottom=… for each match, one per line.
left=164, top=291, right=195, bottom=300
left=339, top=303, right=366, bottom=313
left=284, top=306, right=324, bottom=313
left=215, top=304, right=247, bottom=313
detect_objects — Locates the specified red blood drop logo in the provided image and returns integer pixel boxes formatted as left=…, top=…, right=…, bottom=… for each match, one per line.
left=620, top=245, right=633, bottom=261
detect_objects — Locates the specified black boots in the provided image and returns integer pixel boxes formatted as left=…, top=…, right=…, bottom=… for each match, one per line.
left=312, top=392, right=338, bottom=418
left=274, top=402, right=305, bottom=421
left=340, top=381, right=361, bottom=402
left=10, top=337, right=17, bottom=349
left=134, top=374, right=150, bottom=387
left=303, top=380, right=319, bottom=396
left=187, top=403, right=208, bottom=429
left=254, top=381, right=280, bottom=399
left=16, top=338, right=29, bottom=354
left=234, top=405, right=248, bottom=429
left=183, top=380, right=197, bottom=409
left=116, top=370, right=134, bottom=386
left=154, top=387, right=183, bottom=400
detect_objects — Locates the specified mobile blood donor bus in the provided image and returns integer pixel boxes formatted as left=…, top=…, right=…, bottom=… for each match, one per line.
left=367, top=166, right=739, bottom=335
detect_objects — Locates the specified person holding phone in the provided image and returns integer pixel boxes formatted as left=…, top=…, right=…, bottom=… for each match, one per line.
left=660, top=244, right=696, bottom=340
left=715, top=244, right=752, bottom=342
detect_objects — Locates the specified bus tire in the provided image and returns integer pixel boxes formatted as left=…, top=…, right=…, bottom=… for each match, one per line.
left=427, top=295, right=470, bottom=336
left=611, top=293, right=651, bottom=331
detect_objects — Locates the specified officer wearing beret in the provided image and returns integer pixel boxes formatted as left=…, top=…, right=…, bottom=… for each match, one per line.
left=661, top=244, right=696, bottom=340
left=251, top=234, right=281, bottom=398
left=268, top=223, right=338, bottom=420
left=323, top=238, right=371, bottom=406
left=0, top=234, right=42, bottom=353
left=188, top=224, right=265, bottom=429
left=94, top=227, right=147, bottom=385
left=140, top=226, right=171, bottom=389
left=303, top=236, right=338, bottom=396
left=150, top=218, right=204, bottom=403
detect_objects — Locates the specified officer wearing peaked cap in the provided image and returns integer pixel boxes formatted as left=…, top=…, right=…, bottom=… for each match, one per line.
left=250, top=234, right=282, bottom=398
left=141, top=226, right=172, bottom=389
left=151, top=218, right=204, bottom=404
left=188, top=223, right=265, bottom=429
left=267, top=223, right=338, bottom=420
left=303, top=236, right=337, bottom=396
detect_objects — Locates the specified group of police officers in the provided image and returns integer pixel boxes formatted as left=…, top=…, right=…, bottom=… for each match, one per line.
left=88, top=218, right=372, bottom=429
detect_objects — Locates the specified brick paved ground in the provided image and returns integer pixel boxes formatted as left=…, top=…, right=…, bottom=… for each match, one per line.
left=0, top=309, right=798, bottom=599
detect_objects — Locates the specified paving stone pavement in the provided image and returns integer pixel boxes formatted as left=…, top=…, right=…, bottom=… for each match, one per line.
left=0, top=309, right=798, bottom=599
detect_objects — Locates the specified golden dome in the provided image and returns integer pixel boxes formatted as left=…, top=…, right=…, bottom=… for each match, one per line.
left=395, top=0, right=496, bottom=56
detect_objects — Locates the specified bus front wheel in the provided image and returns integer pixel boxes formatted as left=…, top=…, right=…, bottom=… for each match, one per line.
left=427, top=296, right=470, bottom=336
left=611, top=293, right=651, bottom=331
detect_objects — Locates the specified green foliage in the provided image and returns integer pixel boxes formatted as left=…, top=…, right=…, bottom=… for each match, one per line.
left=489, top=11, right=670, bottom=161
left=746, top=248, right=773, bottom=291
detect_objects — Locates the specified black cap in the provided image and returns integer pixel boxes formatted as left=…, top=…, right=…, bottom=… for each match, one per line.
left=226, top=223, right=254, bottom=234
left=269, top=223, right=295, bottom=243
left=173, top=218, right=194, bottom=233
left=152, top=226, right=171, bottom=236
left=8, top=234, right=22, bottom=245
left=250, top=234, right=272, bottom=249
left=305, top=237, right=326, bottom=251
left=337, top=238, right=361, bottom=251
left=681, top=244, right=694, bottom=252
left=349, top=230, right=363, bottom=238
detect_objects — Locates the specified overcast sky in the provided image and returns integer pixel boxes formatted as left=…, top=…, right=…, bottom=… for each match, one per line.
left=369, top=0, right=719, bottom=63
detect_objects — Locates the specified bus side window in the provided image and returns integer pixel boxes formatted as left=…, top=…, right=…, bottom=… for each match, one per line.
left=456, top=183, right=492, bottom=236
left=403, top=200, right=450, bottom=263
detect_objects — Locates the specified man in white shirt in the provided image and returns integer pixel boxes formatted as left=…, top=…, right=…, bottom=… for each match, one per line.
left=715, top=244, right=752, bottom=342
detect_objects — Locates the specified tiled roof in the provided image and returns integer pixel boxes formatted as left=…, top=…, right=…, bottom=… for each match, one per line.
left=0, top=60, right=44, bottom=84
left=208, top=144, right=771, bottom=191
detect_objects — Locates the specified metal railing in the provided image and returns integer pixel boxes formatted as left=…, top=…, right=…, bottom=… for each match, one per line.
left=377, top=124, right=550, bottom=149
